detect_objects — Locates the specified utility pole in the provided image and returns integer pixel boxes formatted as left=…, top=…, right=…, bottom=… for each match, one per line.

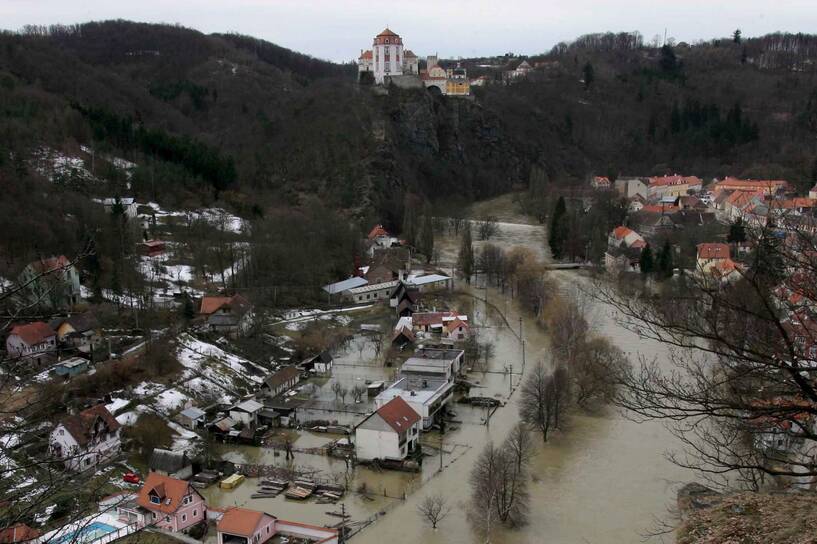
left=522, top=339, right=526, bottom=371
left=339, top=502, right=347, bottom=543
left=439, top=434, right=443, bottom=472
left=509, top=362, right=513, bottom=396
left=519, top=316, right=523, bottom=344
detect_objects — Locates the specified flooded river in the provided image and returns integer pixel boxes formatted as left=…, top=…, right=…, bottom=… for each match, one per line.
left=207, top=209, right=694, bottom=543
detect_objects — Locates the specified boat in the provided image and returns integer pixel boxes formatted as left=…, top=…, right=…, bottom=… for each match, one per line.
left=219, top=473, right=246, bottom=489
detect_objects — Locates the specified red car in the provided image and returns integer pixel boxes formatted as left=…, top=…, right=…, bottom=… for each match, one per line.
left=123, top=472, right=141, bottom=484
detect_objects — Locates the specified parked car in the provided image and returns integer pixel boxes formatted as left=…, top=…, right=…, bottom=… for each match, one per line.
left=123, top=472, right=141, bottom=484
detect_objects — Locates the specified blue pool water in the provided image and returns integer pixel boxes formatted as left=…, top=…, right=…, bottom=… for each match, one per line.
left=52, top=521, right=117, bottom=544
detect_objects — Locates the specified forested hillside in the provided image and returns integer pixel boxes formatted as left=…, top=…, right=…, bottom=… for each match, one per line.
left=2, top=21, right=817, bottom=272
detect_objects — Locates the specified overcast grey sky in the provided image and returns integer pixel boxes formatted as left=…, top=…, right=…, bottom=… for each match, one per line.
left=2, top=0, right=816, bottom=62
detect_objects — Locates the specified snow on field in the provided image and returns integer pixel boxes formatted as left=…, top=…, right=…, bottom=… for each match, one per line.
left=143, top=202, right=246, bottom=234
left=133, top=382, right=164, bottom=396
left=105, top=398, right=130, bottom=414
left=80, top=145, right=137, bottom=180
left=176, top=334, right=264, bottom=393
left=116, top=411, right=138, bottom=426
left=32, top=146, right=98, bottom=184
left=153, top=388, right=192, bottom=414
left=181, top=376, right=236, bottom=404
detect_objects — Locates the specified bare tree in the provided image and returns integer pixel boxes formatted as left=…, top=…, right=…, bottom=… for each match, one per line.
left=331, top=381, right=343, bottom=401
left=478, top=216, right=500, bottom=241
left=417, top=493, right=451, bottom=530
left=351, top=384, right=366, bottom=403
left=519, top=361, right=567, bottom=441
left=339, top=385, right=349, bottom=404
left=572, top=337, right=630, bottom=408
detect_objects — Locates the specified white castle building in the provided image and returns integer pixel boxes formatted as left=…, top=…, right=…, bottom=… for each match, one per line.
left=358, top=28, right=418, bottom=85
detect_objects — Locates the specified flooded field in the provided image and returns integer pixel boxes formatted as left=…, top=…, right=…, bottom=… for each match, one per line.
left=208, top=197, right=694, bottom=543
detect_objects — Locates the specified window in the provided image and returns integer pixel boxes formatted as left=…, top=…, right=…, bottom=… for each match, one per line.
left=266, top=527, right=270, bottom=534
left=153, top=513, right=157, bottom=520
left=183, top=496, right=191, bottom=505
left=193, top=510, right=198, bottom=517
left=182, top=514, right=186, bottom=522
left=150, top=496, right=161, bottom=504
left=165, top=516, right=170, bottom=523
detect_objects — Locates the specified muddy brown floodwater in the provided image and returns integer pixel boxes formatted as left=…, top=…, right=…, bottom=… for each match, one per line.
left=207, top=212, right=695, bottom=544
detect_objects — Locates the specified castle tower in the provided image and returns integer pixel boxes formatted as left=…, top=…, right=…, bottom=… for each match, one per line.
left=372, top=28, right=403, bottom=84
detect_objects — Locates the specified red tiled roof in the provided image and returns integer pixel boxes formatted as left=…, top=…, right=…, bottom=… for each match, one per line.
left=377, top=396, right=420, bottom=432
left=640, top=204, right=680, bottom=214
left=60, top=404, right=121, bottom=447
left=199, top=294, right=250, bottom=316
left=611, top=226, right=633, bottom=240
left=715, top=177, right=789, bottom=192
left=359, top=50, right=373, bottom=60
left=649, top=175, right=702, bottom=187
left=368, top=224, right=390, bottom=240
left=0, top=524, right=41, bottom=544
left=404, top=50, right=417, bottom=58
left=376, top=28, right=399, bottom=37
left=697, top=243, right=730, bottom=260
left=218, top=508, right=273, bottom=537
left=27, top=255, right=71, bottom=274
left=10, top=322, right=54, bottom=346
left=412, top=311, right=455, bottom=327
left=137, top=472, right=197, bottom=514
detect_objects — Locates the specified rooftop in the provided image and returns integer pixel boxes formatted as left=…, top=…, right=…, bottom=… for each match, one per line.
left=322, top=276, right=368, bottom=294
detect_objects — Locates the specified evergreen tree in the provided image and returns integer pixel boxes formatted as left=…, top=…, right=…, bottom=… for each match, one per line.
left=402, top=198, right=418, bottom=247
left=659, top=45, right=678, bottom=74
left=582, top=62, right=595, bottom=90
left=657, top=240, right=674, bottom=279
left=733, top=29, right=742, bottom=44
left=639, top=244, right=654, bottom=276
left=420, top=207, right=435, bottom=263
left=182, top=294, right=196, bottom=320
left=457, top=226, right=474, bottom=283
left=727, top=218, right=747, bottom=243
left=548, top=197, right=567, bottom=260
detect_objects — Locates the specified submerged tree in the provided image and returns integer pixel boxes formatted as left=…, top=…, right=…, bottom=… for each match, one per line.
left=457, top=225, right=475, bottom=283
left=417, top=494, right=451, bottom=530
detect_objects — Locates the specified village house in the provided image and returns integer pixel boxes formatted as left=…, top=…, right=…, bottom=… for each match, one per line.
left=366, top=224, right=399, bottom=252
left=607, top=226, right=646, bottom=250
left=647, top=175, right=703, bottom=199
left=406, top=273, right=453, bottom=292
left=149, top=449, right=193, bottom=480
left=615, top=177, right=649, bottom=199
left=260, top=366, right=301, bottom=398
left=604, top=246, right=642, bottom=274
left=696, top=243, right=731, bottom=274
left=53, top=356, right=91, bottom=378
left=442, top=315, right=470, bottom=340
left=345, top=280, right=400, bottom=304
left=299, top=351, right=333, bottom=375
left=0, top=524, right=41, bottom=544
left=199, top=294, right=253, bottom=336
left=215, top=508, right=339, bottom=544
left=391, top=325, right=416, bottom=349
left=712, top=177, right=790, bottom=196
left=178, top=406, right=207, bottom=429
left=591, top=176, right=611, bottom=190
left=400, top=348, right=464, bottom=383
left=139, top=239, right=166, bottom=257
left=322, top=276, right=368, bottom=300
left=229, top=399, right=264, bottom=427
left=136, top=472, right=206, bottom=532
left=51, top=311, right=101, bottom=357
left=355, top=396, right=422, bottom=462
left=50, top=404, right=121, bottom=471
left=18, top=255, right=81, bottom=309
left=6, top=321, right=56, bottom=366
left=375, top=377, right=453, bottom=430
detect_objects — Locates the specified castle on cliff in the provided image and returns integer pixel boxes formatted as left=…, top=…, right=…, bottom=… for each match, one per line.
left=358, top=28, right=470, bottom=96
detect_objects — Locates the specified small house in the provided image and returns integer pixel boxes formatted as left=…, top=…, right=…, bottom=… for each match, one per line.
left=136, top=472, right=206, bottom=532
left=54, top=356, right=90, bottom=378
left=139, top=240, right=166, bottom=257
left=229, top=399, right=264, bottom=427
left=199, top=294, right=253, bottom=336
left=696, top=243, right=730, bottom=274
left=50, top=404, right=121, bottom=471
left=178, top=406, right=207, bottom=429
left=6, top=322, right=56, bottom=366
left=299, top=351, right=333, bottom=374
left=17, top=255, right=81, bottom=309
left=149, top=449, right=193, bottom=480
left=260, top=367, right=300, bottom=398
left=53, top=311, right=101, bottom=349
left=0, top=524, right=41, bottom=544
left=355, top=396, right=421, bottom=462
left=217, top=508, right=277, bottom=544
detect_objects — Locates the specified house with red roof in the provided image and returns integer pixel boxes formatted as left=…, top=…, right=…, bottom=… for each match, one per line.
left=354, top=396, right=421, bottom=462
left=6, top=321, right=56, bottom=366
left=215, top=508, right=338, bottom=544
left=696, top=243, right=731, bottom=274
left=712, top=177, right=790, bottom=196
left=591, top=176, right=611, bottom=190
left=0, top=524, right=41, bottom=544
left=136, top=472, right=206, bottom=532
left=49, top=404, right=121, bottom=471
left=607, top=226, right=645, bottom=250
left=647, top=175, right=703, bottom=198
left=18, top=255, right=81, bottom=309
left=199, top=294, right=253, bottom=336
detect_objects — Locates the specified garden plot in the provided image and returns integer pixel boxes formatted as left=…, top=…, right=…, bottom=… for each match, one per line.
left=176, top=334, right=265, bottom=394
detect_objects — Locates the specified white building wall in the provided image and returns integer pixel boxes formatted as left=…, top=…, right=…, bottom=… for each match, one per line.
left=355, top=428, right=402, bottom=461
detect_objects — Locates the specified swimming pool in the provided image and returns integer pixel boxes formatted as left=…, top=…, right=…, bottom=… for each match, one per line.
left=51, top=521, right=117, bottom=544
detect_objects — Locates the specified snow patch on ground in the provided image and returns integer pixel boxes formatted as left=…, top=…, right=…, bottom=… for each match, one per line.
left=105, top=398, right=130, bottom=414
left=153, top=388, right=192, bottom=414
left=31, top=146, right=98, bottom=184
left=176, top=334, right=264, bottom=393
left=142, top=202, right=246, bottom=234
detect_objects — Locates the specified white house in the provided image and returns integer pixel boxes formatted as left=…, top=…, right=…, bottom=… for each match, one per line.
left=696, top=243, right=731, bottom=274
left=375, top=378, right=454, bottom=430
left=50, top=405, right=121, bottom=471
left=18, top=255, right=81, bottom=309
left=355, top=396, right=421, bottom=462
left=6, top=322, right=56, bottom=367
left=345, top=280, right=399, bottom=304
left=229, top=399, right=264, bottom=427
left=406, top=273, right=452, bottom=292
left=199, top=294, right=253, bottom=336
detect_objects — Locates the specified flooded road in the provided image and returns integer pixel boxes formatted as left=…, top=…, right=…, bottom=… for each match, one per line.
left=207, top=204, right=693, bottom=543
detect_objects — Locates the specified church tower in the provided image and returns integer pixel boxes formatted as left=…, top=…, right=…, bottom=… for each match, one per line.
left=372, top=28, right=403, bottom=84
